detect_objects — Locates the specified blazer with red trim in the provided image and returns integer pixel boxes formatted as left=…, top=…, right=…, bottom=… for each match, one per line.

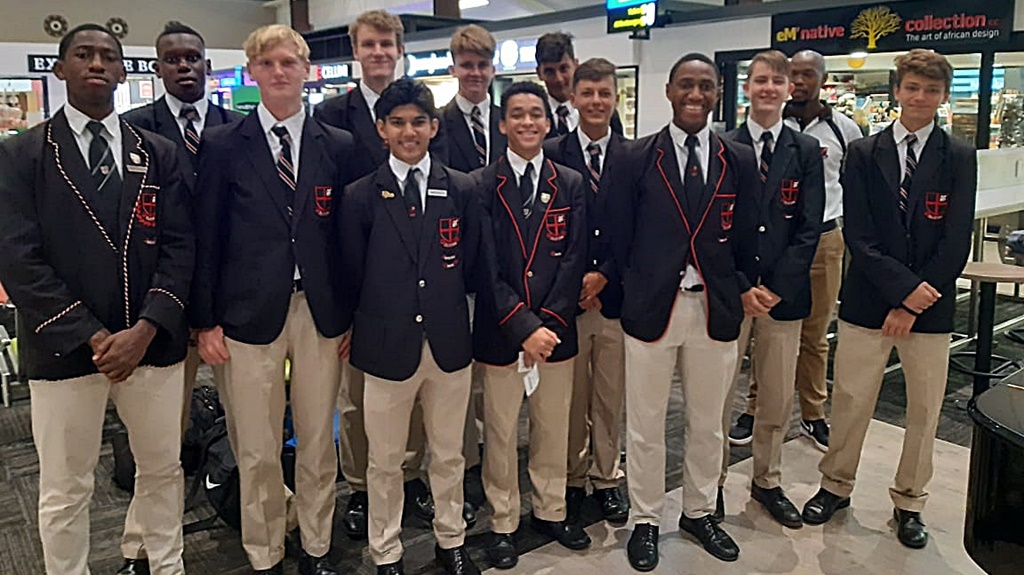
left=341, top=158, right=483, bottom=381
left=726, top=123, right=825, bottom=321
left=0, top=111, right=194, bottom=380
left=838, top=126, right=976, bottom=333
left=608, top=126, right=760, bottom=343
left=471, top=155, right=587, bottom=365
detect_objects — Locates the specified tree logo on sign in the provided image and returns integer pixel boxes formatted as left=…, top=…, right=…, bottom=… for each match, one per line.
left=851, top=6, right=902, bottom=49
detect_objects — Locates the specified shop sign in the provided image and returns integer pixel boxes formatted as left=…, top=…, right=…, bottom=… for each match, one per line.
left=27, top=54, right=159, bottom=74
left=771, top=0, right=1012, bottom=54
left=607, top=0, right=658, bottom=34
left=319, top=63, right=351, bottom=80
left=404, top=39, right=538, bottom=78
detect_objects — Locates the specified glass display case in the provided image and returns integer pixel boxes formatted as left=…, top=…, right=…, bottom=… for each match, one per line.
left=0, top=77, right=48, bottom=140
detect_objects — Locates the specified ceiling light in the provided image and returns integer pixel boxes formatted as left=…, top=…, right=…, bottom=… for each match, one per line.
left=849, top=51, right=868, bottom=59
left=460, top=0, right=489, bottom=8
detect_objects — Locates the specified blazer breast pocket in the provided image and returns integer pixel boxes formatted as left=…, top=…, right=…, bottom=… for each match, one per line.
left=134, top=186, right=158, bottom=230
left=780, top=179, right=800, bottom=220
left=924, top=191, right=950, bottom=221
left=545, top=207, right=569, bottom=242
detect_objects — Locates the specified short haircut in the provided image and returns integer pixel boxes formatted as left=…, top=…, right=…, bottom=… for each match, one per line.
left=668, top=52, right=719, bottom=83
left=157, top=20, right=205, bottom=48
left=243, top=24, right=310, bottom=61
left=573, top=57, right=617, bottom=89
left=374, top=77, right=437, bottom=120
left=894, top=49, right=953, bottom=91
left=351, top=9, right=404, bottom=48
left=535, top=32, right=575, bottom=65
left=748, top=49, right=790, bottom=77
left=792, top=49, right=826, bottom=79
left=58, top=23, right=123, bottom=60
left=450, top=24, right=496, bottom=59
left=500, top=81, right=551, bottom=120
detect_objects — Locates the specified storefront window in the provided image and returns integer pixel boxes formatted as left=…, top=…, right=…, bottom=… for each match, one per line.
left=992, top=53, right=1024, bottom=148
left=735, top=52, right=980, bottom=144
left=0, top=77, right=48, bottom=139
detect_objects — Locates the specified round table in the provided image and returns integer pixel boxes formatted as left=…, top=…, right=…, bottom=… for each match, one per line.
left=951, top=262, right=1024, bottom=397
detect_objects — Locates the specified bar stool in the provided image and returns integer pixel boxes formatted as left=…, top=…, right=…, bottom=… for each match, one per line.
left=950, top=262, right=1024, bottom=397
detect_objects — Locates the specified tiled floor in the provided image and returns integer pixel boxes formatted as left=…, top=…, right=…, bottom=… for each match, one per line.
left=495, top=419, right=984, bottom=575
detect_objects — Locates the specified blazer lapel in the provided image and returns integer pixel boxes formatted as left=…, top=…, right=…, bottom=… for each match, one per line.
left=699, top=133, right=725, bottom=218
left=906, top=128, right=947, bottom=227
left=205, top=103, right=228, bottom=129
left=764, top=127, right=797, bottom=211
left=377, top=164, right=419, bottom=263
left=240, top=113, right=292, bottom=224
left=598, top=133, right=625, bottom=211
left=351, top=84, right=388, bottom=164
left=653, top=128, right=691, bottom=231
left=874, top=126, right=901, bottom=198
left=118, top=122, right=151, bottom=246
left=495, top=157, right=529, bottom=259
left=489, top=105, right=506, bottom=163
left=445, top=101, right=479, bottom=170
left=420, top=161, right=450, bottom=267
left=292, top=119, right=326, bottom=228
left=153, top=97, right=187, bottom=149
left=528, top=160, right=558, bottom=242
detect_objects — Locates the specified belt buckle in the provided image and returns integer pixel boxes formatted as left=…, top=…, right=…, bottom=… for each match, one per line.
left=292, top=278, right=303, bottom=293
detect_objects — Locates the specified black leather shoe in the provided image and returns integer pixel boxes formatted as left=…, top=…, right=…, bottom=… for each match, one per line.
left=486, top=532, right=518, bottom=570
left=565, top=486, right=586, bottom=524
left=594, top=486, right=629, bottom=523
left=376, top=560, right=404, bottom=575
left=801, top=488, right=850, bottom=525
left=253, top=563, right=283, bottom=575
left=530, top=514, right=592, bottom=550
left=751, top=484, right=803, bottom=529
left=678, top=513, right=739, bottom=562
left=116, top=559, right=149, bottom=575
left=404, top=478, right=435, bottom=523
left=342, top=490, right=368, bottom=540
left=463, top=501, right=478, bottom=529
left=435, top=544, right=481, bottom=575
left=894, top=508, right=928, bottom=549
left=626, top=523, right=659, bottom=572
left=298, top=550, right=337, bottom=575
left=712, top=486, right=725, bottom=524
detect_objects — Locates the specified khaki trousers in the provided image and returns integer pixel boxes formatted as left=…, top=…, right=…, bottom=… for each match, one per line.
left=338, top=362, right=426, bottom=491
left=568, top=308, right=626, bottom=489
left=482, top=359, right=574, bottom=533
left=746, top=227, right=843, bottom=419
left=221, top=292, right=341, bottom=569
left=365, top=342, right=471, bottom=565
left=31, top=363, right=185, bottom=575
left=819, top=321, right=950, bottom=512
left=461, top=362, right=485, bottom=470
left=720, top=315, right=801, bottom=488
left=626, top=292, right=737, bottom=523
left=123, top=346, right=228, bottom=560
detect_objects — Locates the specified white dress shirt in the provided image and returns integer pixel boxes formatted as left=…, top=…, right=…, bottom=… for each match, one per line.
left=455, top=93, right=491, bottom=157
left=164, top=93, right=209, bottom=139
left=892, top=119, right=935, bottom=174
left=360, top=81, right=382, bottom=122
left=257, top=103, right=305, bottom=181
left=389, top=153, right=431, bottom=212
left=64, top=104, right=123, bottom=173
left=549, top=96, right=579, bottom=133
left=668, top=121, right=712, bottom=290
left=577, top=128, right=611, bottom=172
left=507, top=148, right=544, bottom=203
left=784, top=106, right=862, bottom=222
left=746, top=117, right=783, bottom=168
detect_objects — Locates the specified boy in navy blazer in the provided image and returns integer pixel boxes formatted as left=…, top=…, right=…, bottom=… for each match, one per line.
left=341, top=78, right=482, bottom=575
left=474, top=81, right=590, bottom=569
left=719, top=50, right=824, bottom=530
left=802, top=49, right=977, bottom=550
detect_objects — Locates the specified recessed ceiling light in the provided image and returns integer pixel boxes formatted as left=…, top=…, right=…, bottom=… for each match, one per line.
left=460, top=0, right=489, bottom=8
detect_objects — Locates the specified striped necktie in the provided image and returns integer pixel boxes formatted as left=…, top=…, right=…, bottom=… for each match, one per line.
left=900, top=133, right=918, bottom=218
left=555, top=104, right=570, bottom=136
left=470, top=105, right=487, bottom=167
left=181, top=105, right=201, bottom=156
left=271, top=125, right=296, bottom=195
left=586, top=142, right=601, bottom=193
left=759, top=131, right=773, bottom=183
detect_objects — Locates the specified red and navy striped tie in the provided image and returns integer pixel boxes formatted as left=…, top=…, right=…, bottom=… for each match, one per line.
left=900, top=133, right=918, bottom=219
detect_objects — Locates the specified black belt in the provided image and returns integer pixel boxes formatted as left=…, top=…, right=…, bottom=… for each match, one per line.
left=683, top=284, right=705, bottom=293
left=292, top=278, right=304, bottom=293
left=821, top=218, right=839, bottom=233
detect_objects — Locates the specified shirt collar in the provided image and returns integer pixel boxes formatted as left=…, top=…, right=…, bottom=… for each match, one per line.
left=257, top=102, right=306, bottom=139
left=668, top=121, right=710, bottom=152
left=893, top=119, right=935, bottom=146
left=783, top=100, right=833, bottom=123
left=455, top=93, right=490, bottom=117
left=389, top=153, right=431, bottom=184
left=549, top=96, right=573, bottom=115
left=64, top=103, right=120, bottom=140
left=507, top=148, right=544, bottom=178
left=360, top=81, right=382, bottom=114
left=577, top=127, right=611, bottom=154
left=165, top=93, right=209, bottom=122
left=747, top=117, right=783, bottom=145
